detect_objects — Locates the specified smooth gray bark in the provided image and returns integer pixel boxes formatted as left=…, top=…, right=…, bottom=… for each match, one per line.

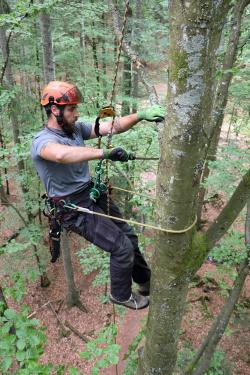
left=61, top=229, right=87, bottom=312
left=139, top=2, right=233, bottom=374
left=39, top=10, right=55, bottom=83
left=197, top=0, right=250, bottom=222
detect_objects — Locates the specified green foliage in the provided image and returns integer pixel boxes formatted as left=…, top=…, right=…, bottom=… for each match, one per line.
left=209, top=230, right=247, bottom=266
left=203, top=142, right=249, bottom=197
left=68, top=367, right=84, bottom=375
left=0, top=306, right=52, bottom=374
left=176, top=342, right=232, bottom=375
left=77, top=244, right=110, bottom=288
left=122, top=324, right=146, bottom=375
left=80, top=323, right=120, bottom=375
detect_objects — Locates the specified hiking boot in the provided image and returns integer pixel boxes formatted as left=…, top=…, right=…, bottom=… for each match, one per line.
left=109, top=292, right=149, bottom=310
left=138, top=280, right=150, bottom=296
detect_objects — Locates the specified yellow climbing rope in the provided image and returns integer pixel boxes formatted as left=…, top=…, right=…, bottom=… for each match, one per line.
left=62, top=202, right=197, bottom=234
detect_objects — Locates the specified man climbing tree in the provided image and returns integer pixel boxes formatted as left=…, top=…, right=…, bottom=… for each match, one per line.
left=30, top=80, right=165, bottom=310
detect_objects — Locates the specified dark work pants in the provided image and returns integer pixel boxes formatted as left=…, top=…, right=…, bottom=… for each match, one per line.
left=59, top=186, right=151, bottom=301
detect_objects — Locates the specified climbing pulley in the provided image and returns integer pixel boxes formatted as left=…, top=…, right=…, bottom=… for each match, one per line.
left=94, top=105, right=116, bottom=146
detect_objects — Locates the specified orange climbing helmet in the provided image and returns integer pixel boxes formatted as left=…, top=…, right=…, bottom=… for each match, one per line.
left=40, top=81, right=83, bottom=106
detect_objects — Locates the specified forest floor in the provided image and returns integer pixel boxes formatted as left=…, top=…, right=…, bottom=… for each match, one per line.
left=0, top=85, right=249, bottom=374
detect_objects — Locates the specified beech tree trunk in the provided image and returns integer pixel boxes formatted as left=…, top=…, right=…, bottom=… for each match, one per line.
left=138, top=2, right=246, bottom=374
left=39, top=9, right=55, bottom=83
left=61, top=229, right=87, bottom=312
left=197, top=0, right=250, bottom=223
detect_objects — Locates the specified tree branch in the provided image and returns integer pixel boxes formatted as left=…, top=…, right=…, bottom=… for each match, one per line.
left=108, top=0, right=159, bottom=105
left=205, top=168, right=250, bottom=252
left=0, top=0, right=33, bottom=85
left=0, top=191, right=28, bottom=226
left=207, top=0, right=250, bottom=144
left=185, top=199, right=250, bottom=375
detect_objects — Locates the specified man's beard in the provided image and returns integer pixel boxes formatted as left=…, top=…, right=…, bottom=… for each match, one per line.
left=61, top=118, right=77, bottom=136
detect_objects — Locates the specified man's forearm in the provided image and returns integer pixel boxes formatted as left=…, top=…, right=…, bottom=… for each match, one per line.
left=105, top=113, right=140, bottom=134
left=41, top=143, right=104, bottom=164
left=58, top=145, right=104, bottom=163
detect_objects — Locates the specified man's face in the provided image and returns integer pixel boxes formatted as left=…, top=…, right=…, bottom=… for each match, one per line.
left=63, top=104, right=80, bottom=125
left=52, top=104, right=80, bottom=135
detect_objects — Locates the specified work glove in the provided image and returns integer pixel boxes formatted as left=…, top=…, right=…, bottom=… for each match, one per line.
left=102, top=147, right=135, bottom=162
left=137, top=104, right=165, bottom=122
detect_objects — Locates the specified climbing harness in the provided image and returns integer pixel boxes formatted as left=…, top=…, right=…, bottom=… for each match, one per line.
left=60, top=200, right=198, bottom=234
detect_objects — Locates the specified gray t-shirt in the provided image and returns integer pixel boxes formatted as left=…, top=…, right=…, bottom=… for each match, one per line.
left=30, top=121, right=93, bottom=197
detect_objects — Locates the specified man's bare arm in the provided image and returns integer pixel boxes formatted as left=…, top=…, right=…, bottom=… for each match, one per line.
left=40, top=142, right=103, bottom=163
left=88, top=113, right=140, bottom=139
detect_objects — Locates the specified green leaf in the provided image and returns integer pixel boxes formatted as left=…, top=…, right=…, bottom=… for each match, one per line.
left=1, top=356, right=13, bottom=373
left=4, top=309, right=16, bottom=321
left=16, top=350, right=26, bottom=362
left=16, top=339, right=26, bottom=351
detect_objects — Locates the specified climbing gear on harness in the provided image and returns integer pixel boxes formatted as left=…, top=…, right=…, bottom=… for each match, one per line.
left=89, top=148, right=135, bottom=202
left=89, top=161, right=108, bottom=202
left=42, top=194, right=62, bottom=263
left=91, top=107, right=117, bottom=202
left=40, top=81, right=83, bottom=106
left=109, top=291, right=149, bottom=310
left=60, top=200, right=198, bottom=234
left=137, top=105, right=165, bottom=122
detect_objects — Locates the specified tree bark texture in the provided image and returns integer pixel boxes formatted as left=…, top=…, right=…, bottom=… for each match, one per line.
left=39, top=10, right=55, bottom=83
left=196, top=0, right=250, bottom=222
left=139, top=2, right=234, bottom=374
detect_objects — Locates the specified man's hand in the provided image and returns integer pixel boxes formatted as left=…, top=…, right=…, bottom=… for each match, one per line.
left=137, top=105, right=165, bottom=122
left=102, top=147, right=134, bottom=162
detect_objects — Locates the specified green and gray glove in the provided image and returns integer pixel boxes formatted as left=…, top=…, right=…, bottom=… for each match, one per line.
left=102, top=147, right=135, bottom=162
left=137, top=104, right=165, bottom=122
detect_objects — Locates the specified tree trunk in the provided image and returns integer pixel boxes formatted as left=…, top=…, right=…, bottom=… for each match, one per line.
left=139, top=2, right=232, bottom=374
left=121, top=6, right=132, bottom=116
left=101, top=13, right=108, bottom=100
left=0, top=2, right=31, bottom=219
left=39, top=9, right=55, bottom=83
left=0, top=285, right=8, bottom=315
left=0, top=28, right=24, bottom=166
left=131, top=0, right=141, bottom=113
left=196, top=0, right=250, bottom=223
left=61, top=229, right=87, bottom=312
left=0, top=123, right=10, bottom=197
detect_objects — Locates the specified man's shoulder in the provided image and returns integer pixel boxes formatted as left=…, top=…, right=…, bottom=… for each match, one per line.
left=30, top=128, right=59, bottom=159
left=75, top=120, right=92, bottom=140
left=31, top=127, right=58, bottom=143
